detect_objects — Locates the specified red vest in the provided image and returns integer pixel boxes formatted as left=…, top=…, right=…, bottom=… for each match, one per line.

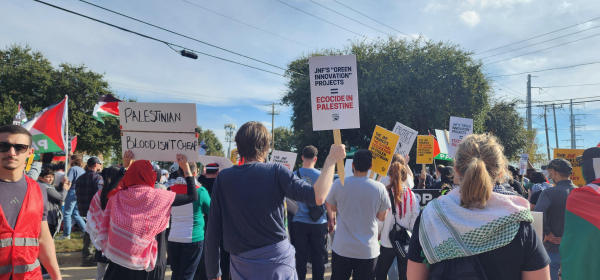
left=0, top=176, right=43, bottom=280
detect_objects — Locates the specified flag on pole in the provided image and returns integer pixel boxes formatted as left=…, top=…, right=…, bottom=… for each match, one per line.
left=22, top=98, right=68, bottom=154
left=93, top=94, right=121, bottom=123
left=12, top=102, right=28, bottom=125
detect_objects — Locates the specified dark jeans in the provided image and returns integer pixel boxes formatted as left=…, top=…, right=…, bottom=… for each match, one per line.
left=331, top=251, right=378, bottom=280
left=168, top=240, right=204, bottom=280
left=292, top=222, right=328, bottom=280
left=376, top=246, right=406, bottom=280
left=83, top=232, right=95, bottom=262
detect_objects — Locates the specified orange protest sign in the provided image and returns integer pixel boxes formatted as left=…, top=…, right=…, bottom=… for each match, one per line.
left=416, top=135, right=434, bottom=165
left=553, top=149, right=585, bottom=187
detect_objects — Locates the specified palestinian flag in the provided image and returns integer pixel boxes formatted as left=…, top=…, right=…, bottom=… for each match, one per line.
left=12, top=102, right=27, bottom=125
left=93, top=94, right=121, bottom=123
left=22, top=97, right=68, bottom=154
left=560, top=183, right=600, bottom=280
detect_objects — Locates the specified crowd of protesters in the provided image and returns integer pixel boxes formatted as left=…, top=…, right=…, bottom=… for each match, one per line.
left=2, top=121, right=600, bottom=280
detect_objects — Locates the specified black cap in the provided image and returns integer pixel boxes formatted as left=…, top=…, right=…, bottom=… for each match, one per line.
left=87, top=157, right=102, bottom=166
left=547, top=158, right=572, bottom=174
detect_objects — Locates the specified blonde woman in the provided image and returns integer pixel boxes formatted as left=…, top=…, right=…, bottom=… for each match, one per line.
left=407, top=134, right=550, bottom=280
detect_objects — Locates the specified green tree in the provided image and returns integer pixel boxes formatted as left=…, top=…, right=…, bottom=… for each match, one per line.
left=273, top=126, right=296, bottom=152
left=282, top=37, right=491, bottom=167
left=0, top=44, right=124, bottom=156
left=198, top=126, right=224, bottom=156
left=484, top=100, right=528, bottom=161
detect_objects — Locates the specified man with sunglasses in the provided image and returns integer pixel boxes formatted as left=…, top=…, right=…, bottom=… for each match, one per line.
left=0, top=124, right=62, bottom=279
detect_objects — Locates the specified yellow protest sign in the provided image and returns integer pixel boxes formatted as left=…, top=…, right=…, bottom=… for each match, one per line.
left=230, top=148, right=238, bottom=165
left=553, top=149, right=585, bottom=187
left=368, top=125, right=400, bottom=177
left=416, top=135, right=434, bottom=165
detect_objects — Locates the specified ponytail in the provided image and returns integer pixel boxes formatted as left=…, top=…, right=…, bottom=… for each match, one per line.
left=455, top=134, right=506, bottom=209
left=387, top=154, right=408, bottom=208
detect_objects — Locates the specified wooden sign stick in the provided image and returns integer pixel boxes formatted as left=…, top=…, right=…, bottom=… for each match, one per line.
left=369, top=172, right=375, bottom=179
left=333, top=129, right=345, bottom=185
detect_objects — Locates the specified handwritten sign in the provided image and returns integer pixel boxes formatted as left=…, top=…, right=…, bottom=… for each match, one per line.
left=417, top=136, right=434, bottom=164
left=368, top=126, right=400, bottom=176
left=392, top=122, right=417, bottom=157
left=448, top=116, right=473, bottom=158
left=119, top=102, right=197, bottom=133
left=553, top=149, right=585, bottom=187
left=121, top=131, right=199, bottom=162
left=309, top=55, right=360, bottom=131
left=269, top=150, right=298, bottom=171
left=519, top=154, right=529, bottom=175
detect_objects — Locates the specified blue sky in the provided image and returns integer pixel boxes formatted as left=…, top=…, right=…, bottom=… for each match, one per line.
left=1, top=0, right=599, bottom=156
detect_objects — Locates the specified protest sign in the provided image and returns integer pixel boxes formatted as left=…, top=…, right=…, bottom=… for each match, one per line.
left=519, top=154, right=529, bottom=175
left=553, top=149, right=585, bottom=187
left=448, top=116, right=473, bottom=158
left=230, top=148, right=238, bottom=165
left=368, top=126, right=400, bottom=177
left=412, top=189, right=442, bottom=207
left=310, top=55, right=361, bottom=184
left=121, top=131, right=199, bottom=162
left=416, top=136, right=435, bottom=165
left=270, top=150, right=298, bottom=171
left=198, top=155, right=234, bottom=171
left=531, top=212, right=544, bottom=242
left=434, top=129, right=451, bottom=161
left=119, top=102, right=197, bottom=133
left=344, top=159, right=372, bottom=178
left=309, top=55, right=360, bottom=131
left=392, top=122, right=417, bottom=157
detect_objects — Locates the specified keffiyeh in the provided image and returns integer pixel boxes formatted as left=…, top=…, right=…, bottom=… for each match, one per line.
left=419, top=187, right=532, bottom=264
left=531, top=182, right=551, bottom=193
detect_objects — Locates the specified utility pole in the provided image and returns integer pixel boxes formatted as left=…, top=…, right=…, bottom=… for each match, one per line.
left=552, top=104, right=558, bottom=148
left=527, top=74, right=532, bottom=131
left=224, top=124, right=236, bottom=160
left=570, top=99, right=575, bottom=149
left=266, top=102, right=280, bottom=151
left=544, top=105, right=550, bottom=160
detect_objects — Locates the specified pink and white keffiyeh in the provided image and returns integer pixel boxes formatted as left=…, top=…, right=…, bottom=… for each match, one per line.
left=96, top=184, right=175, bottom=271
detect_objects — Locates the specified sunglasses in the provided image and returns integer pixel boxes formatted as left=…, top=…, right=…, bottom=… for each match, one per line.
left=0, top=142, right=30, bottom=154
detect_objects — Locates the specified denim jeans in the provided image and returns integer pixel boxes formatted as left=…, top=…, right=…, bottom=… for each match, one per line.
left=62, top=193, right=86, bottom=236
left=168, top=240, right=204, bottom=280
left=548, top=252, right=561, bottom=280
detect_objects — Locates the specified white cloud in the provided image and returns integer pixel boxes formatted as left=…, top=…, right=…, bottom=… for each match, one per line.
left=463, top=0, right=531, bottom=8
left=423, top=2, right=447, bottom=13
left=460, top=11, right=481, bottom=27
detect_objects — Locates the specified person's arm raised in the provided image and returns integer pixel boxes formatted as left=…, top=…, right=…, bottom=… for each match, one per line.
left=312, top=144, right=346, bottom=205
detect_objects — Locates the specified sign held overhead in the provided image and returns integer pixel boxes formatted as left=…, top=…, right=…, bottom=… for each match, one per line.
left=416, top=135, right=435, bottom=165
left=121, top=131, right=199, bottom=162
left=119, top=102, right=197, bottom=133
left=392, top=122, right=417, bottom=157
left=309, top=55, right=360, bottom=131
left=368, top=125, right=400, bottom=177
left=448, top=116, right=473, bottom=158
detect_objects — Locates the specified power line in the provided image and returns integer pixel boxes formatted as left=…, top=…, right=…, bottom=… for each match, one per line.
left=489, top=60, right=600, bottom=77
left=477, top=15, right=600, bottom=55
left=492, top=80, right=523, bottom=97
left=487, top=32, right=600, bottom=65
left=77, top=0, right=293, bottom=74
left=179, top=0, right=315, bottom=49
left=331, top=0, right=415, bottom=39
left=34, top=0, right=287, bottom=77
left=306, top=0, right=391, bottom=37
left=518, top=98, right=600, bottom=109
left=110, top=81, right=241, bottom=102
left=533, top=95, right=600, bottom=103
left=274, top=0, right=372, bottom=41
left=537, top=83, right=600, bottom=88
left=479, top=25, right=600, bottom=60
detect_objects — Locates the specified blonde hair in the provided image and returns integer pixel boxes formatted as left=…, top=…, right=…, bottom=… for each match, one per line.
left=387, top=154, right=408, bottom=206
left=455, top=134, right=507, bottom=209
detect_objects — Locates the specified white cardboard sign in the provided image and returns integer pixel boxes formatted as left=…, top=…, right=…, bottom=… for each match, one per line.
left=531, top=211, right=544, bottom=243
left=198, top=156, right=234, bottom=171
left=448, top=116, right=473, bottom=158
left=519, top=154, right=529, bottom=175
left=269, top=150, right=298, bottom=171
left=392, top=122, right=417, bottom=157
left=309, top=55, right=360, bottom=131
left=121, top=131, right=199, bottom=162
left=119, top=102, right=197, bottom=133
left=435, top=129, right=449, bottom=155
left=344, top=159, right=372, bottom=178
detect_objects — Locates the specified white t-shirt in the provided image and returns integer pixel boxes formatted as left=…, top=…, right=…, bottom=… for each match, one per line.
left=326, top=176, right=391, bottom=259
left=378, top=175, right=420, bottom=248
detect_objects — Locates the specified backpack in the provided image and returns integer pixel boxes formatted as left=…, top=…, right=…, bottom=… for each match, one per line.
left=428, top=255, right=488, bottom=280
left=294, top=169, right=325, bottom=222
